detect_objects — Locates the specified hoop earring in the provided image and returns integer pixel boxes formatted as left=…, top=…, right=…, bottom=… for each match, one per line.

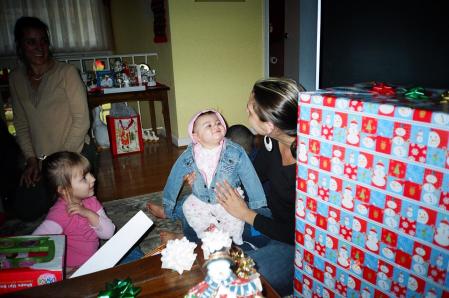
left=264, top=136, right=273, bottom=152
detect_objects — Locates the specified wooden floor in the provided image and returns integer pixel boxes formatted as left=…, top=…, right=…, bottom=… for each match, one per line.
left=95, top=137, right=185, bottom=202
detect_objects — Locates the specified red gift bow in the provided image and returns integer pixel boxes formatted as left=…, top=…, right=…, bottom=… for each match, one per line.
left=371, top=83, right=396, bottom=96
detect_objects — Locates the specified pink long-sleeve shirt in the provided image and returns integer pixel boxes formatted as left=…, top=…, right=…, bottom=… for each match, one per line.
left=33, top=196, right=115, bottom=267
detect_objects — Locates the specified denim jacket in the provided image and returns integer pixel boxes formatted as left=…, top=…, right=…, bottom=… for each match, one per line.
left=163, top=139, right=267, bottom=218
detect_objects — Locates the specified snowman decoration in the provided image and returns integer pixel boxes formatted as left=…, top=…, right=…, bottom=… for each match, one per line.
left=331, top=150, right=344, bottom=175
left=347, top=275, right=356, bottom=290
left=428, top=130, right=441, bottom=148
left=392, top=127, right=408, bottom=157
left=302, top=279, right=313, bottom=298
left=361, top=288, right=371, bottom=298
left=341, top=186, right=354, bottom=210
left=307, top=172, right=318, bottom=196
left=295, top=250, right=303, bottom=268
left=422, top=174, right=439, bottom=205
left=296, top=197, right=306, bottom=218
left=384, top=200, right=399, bottom=228
left=328, top=211, right=339, bottom=234
left=372, top=161, right=387, bottom=188
left=187, top=230, right=263, bottom=298
left=304, top=227, right=315, bottom=251
left=346, top=120, right=360, bottom=145
left=298, top=142, right=308, bottom=163
left=310, top=111, right=321, bottom=137
left=407, top=276, right=419, bottom=292
left=434, top=219, right=449, bottom=248
left=412, top=247, right=427, bottom=275
left=377, top=265, right=390, bottom=290
left=366, top=229, right=379, bottom=253
left=322, top=114, right=334, bottom=140
left=425, top=289, right=438, bottom=298
left=324, top=266, right=335, bottom=288
left=337, top=246, right=350, bottom=269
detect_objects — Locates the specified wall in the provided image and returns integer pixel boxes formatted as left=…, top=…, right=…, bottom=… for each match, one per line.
left=110, top=0, right=264, bottom=146
left=110, top=0, right=175, bottom=136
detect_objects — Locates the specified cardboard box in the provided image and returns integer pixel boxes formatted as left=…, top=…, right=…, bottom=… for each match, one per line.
left=0, top=235, right=65, bottom=294
left=294, top=84, right=449, bottom=297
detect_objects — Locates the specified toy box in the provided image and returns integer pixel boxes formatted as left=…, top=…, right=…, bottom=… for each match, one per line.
left=0, top=235, right=65, bottom=294
left=294, top=83, right=449, bottom=297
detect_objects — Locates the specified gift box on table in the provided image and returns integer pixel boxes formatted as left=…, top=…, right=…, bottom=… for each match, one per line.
left=0, top=235, right=65, bottom=294
left=294, top=83, right=449, bottom=297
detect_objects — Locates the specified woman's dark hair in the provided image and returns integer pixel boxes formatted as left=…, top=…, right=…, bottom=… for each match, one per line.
left=251, top=78, right=305, bottom=137
left=14, top=16, right=51, bottom=63
left=42, top=151, right=91, bottom=197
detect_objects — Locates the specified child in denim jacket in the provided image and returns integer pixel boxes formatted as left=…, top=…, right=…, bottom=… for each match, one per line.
left=148, top=109, right=266, bottom=244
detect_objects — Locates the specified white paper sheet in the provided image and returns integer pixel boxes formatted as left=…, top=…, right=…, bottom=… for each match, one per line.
left=71, top=210, right=153, bottom=278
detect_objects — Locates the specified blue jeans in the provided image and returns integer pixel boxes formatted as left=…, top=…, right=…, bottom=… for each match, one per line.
left=241, top=207, right=294, bottom=297
left=118, top=245, right=144, bottom=265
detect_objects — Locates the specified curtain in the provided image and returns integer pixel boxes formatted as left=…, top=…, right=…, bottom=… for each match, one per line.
left=0, top=0, right=113, bottom=56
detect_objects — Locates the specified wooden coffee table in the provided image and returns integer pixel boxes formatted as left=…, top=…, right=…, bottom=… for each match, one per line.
left=9, top=248, right=280, bottom=297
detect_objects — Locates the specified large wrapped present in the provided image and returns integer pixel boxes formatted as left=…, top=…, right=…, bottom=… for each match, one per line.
left=0, top=235, right=65, bottom=294
left=294, top=83, right=449, bottom=297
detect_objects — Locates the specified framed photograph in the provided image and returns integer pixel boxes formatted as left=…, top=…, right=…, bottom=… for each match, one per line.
left=96, top=70, right=114, bottom=88
left=125, top=64, right=142, bottom=86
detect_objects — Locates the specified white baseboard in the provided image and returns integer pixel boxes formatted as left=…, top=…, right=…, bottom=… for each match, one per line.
left=154, top=127, right=190, bottom=147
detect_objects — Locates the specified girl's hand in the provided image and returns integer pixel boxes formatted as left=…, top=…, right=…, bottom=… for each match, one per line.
left=20, top=157, right=40, bottom=187
left=67, top=201, right=100, bottom=226
left=183, top=172, right=196, bottom=187
left=215, top=180, right=257, bottom=225
left=67, top=202, right=93, bottom=218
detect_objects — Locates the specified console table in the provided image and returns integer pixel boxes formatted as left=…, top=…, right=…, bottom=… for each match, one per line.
left=88, top=83, right=172, bottom=145
left=9, top=248, right=280, bottom=297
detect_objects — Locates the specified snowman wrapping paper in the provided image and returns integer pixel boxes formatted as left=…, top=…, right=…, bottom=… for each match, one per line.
left=294, top=83, right=449, bottom=298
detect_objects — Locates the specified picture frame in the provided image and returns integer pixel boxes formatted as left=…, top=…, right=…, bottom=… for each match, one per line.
left=125, top=64, right=142, bottom=87
left=96, top=70, right=114, bottom=88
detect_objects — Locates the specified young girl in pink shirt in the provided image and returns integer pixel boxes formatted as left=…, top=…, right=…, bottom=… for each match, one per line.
left=32, top=151, right=115, bottom=271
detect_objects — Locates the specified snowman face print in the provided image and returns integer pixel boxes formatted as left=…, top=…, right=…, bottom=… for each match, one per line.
left=428, top=131, right=440, bottom=148
left=433, top=112, right=449, bottom=125
left=336, top=98, right=349, bottom=109
left=397, top=106, right=412, bottom=117
left=417, top=209, right=429, bottom=224
left=347, top=276, right=356, bottom=289
left=358, top=154, right=368, bottom=168
left=352, top=218, right=362, bottom=232
left=407, top=276, right=419, bottom=291
left=333, top=114, right=343, bottom=128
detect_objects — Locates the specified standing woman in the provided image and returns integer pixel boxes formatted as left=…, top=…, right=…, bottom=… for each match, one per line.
left=216, top=78, right=304, bottom=296
left=9, top=16, right=95, bottom=221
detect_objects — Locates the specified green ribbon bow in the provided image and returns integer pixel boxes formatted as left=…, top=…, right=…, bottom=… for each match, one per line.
left=98, top=278, right=141, bottom=298
left=403, top=87, right=429, bottom=100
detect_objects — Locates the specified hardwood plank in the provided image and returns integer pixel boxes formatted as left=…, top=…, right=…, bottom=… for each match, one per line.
left=95, top=137, right=185, bottom=202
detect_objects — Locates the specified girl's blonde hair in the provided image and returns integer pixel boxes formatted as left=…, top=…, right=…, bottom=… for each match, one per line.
left=251, top=78, right=305, bottom=137
left=42, top=151, right=91, bottom=197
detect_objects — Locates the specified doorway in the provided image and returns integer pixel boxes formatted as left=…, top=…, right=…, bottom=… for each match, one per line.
left=268, top=0, right=300, bottom=82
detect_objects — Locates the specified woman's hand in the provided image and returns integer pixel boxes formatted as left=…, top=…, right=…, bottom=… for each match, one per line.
left=20, top=157, right=40, bottom=187
left=215, top=180, right=257, bottom=225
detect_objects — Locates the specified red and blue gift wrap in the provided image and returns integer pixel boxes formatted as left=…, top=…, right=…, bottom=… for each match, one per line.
left=294, top=83, right=449, bottom=297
